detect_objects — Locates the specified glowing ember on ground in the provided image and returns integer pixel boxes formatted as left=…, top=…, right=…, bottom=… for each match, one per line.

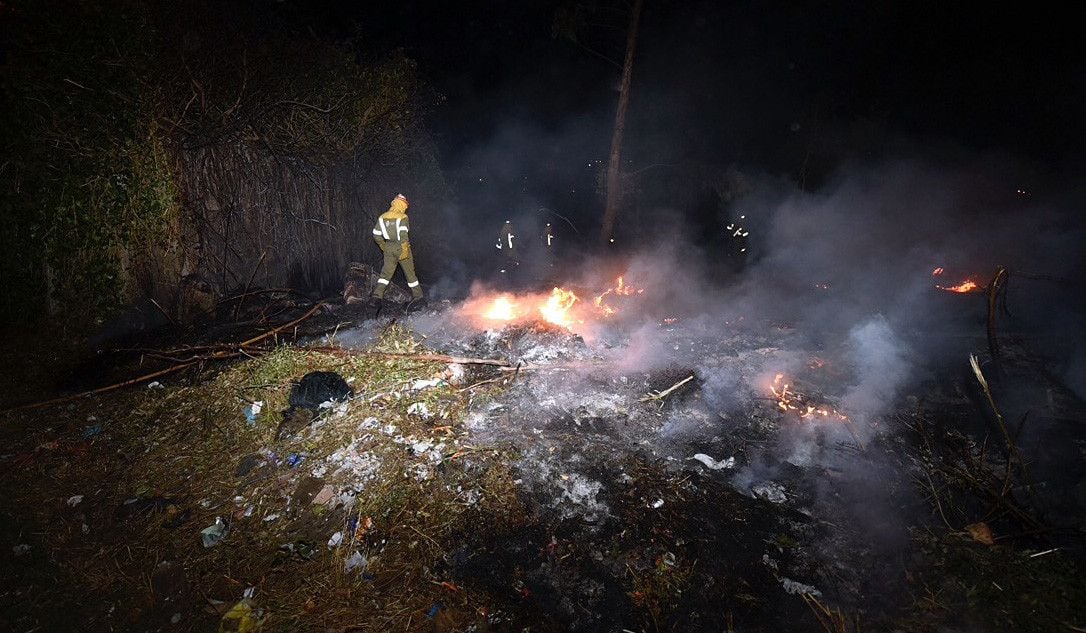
left=936, top=279, right=981, bottom=293
left=931, top=267, right=982, bottom=293
left=594, top=276, right=644, bottom=317
left=770, top=374, right=849, bottom=421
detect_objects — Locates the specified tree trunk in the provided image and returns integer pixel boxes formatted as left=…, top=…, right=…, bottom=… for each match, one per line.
left=600, top=0, right=644, bottom=245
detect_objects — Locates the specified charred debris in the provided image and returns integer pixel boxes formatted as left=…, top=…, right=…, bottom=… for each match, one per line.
left=2, top=263, right=1084, bottom=632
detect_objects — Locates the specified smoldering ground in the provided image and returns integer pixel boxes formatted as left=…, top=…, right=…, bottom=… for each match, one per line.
left=381, top=147, right=1086, bottom=619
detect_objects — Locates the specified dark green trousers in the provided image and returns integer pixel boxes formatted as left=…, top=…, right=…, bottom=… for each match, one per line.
left=373, top=242, right=422, bottom=299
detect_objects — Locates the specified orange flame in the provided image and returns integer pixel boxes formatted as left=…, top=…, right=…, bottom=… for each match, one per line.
left=539, top=287, right=579, bottom=328
left=937, top=280, right=980, bottom=293
left=483, top=295, right=519, bottom=321
left=770, top=374, right=848, bottom=421
left=593, top=275, right=643, bottom=316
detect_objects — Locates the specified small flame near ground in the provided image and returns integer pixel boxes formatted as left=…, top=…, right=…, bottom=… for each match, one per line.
left=770, top=373, right=849, bottom=421
left=932, top=267, right=982, bottom=293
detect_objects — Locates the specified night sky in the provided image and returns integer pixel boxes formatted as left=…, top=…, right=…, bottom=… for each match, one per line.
left=293, top=1, right=1084, bottom=167
left=263, top=0, right=1085, bottom=234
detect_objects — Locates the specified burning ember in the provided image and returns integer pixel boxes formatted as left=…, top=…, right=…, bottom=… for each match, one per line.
left=932, top=267, right=983, bottom=293
left=937, top=279, right=980, bottom=293
left=594, top=276, right=644, bottom=317
left=770, top=374, right=848, bottom=421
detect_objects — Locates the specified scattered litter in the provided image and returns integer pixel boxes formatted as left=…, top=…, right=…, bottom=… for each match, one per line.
left=263, top=513, right=279, bottom=522
left=312, top=485, right=335, bottom=506
left=147, top=381, right=163, bottom=389
left=170, top=612, right=181, bottom=624
left=327, top=531, right=343, bottom=549
left=219, top=593, right=262, bottom=632
left=689, top=453, right=735, bottom=470
left=200, top=517, right=228, bottom=547
left=965, top=521, right=995, bottom=546
left=82, top=424, right=102, bottom=439
left=277, top=540, right=316, bottom=561
left=67, top=495, right=84, bottom=507
left=752, top=481, right=787, bottom=504
left=407, top=402, right=431, bottom=418
left=12, top=544, right=31, bottom=557
left=1029, top=548, right=1059, bottom=558
left=285, top=453, right=303, bottom=468
left=290, top=371, right=354, bottom=412
left=410, top=378, right=445, bottom=391
left=651, top=498, right=665, bottom=509
left=426, top=601, right=444, bottom=619
left=781, top=577, right=821, bottom=597
left=244, top=401, right=264, bottom=426
left=344, top=551, right=367, bottom=573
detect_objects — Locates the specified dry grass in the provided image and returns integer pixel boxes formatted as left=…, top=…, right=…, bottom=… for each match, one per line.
left=0, top=324, right=526, bottom=632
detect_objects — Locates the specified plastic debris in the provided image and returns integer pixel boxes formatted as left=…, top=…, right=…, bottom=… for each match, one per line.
left=218, top=594, right=262, bottom=633
left=327, top=531, right=343, bottom=549
left=290, top=371, right=353, bottom=412
left=201, top=517, right=228, bottom=547
left=781, top=577, right=821, bottom=597
left=426, top=601, right=444, bottom=619
left=285, top=453, right=303, bottom=468
left=262, top=513, right=279, bottom=522
left=344, top=551, right=367, bottom=572
left=752, top=481, right=787, bottom=504
left=311, top=485, right=335, bottom=506
left=689, top=453, right=735, bottom=470
left=147, top=381, right=164, bottom=389
left=407, top=402, right=431, bottom=418
left=965, top=521, right=995, bottom=546
left=67, top=495, right=84, bottom=507
left=651, top=498, right=665, bottom=509
left=82, top=424, right=102, bottom=439
left=244, top=401, right=263, bottom=426
left=410, top=378, right=445, bottom=391
left=170, top=613, right=181, bottom=624
left=12, top=544, right=31, bottom=557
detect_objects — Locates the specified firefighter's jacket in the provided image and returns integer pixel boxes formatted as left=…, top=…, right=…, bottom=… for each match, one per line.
left=496, top=222, right=517, bottom=258
left=372, top=198, right=412, bottom=261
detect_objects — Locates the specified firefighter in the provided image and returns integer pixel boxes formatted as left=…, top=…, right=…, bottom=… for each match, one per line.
left=725, top=213, right=750, bottom=269
left=542, top=222, right=555, bottom=249
left=496, top=219, right=519, bottom=275
left=540, top=222, right=556, bottom=272
left=371, top=193, right=423, bottom=306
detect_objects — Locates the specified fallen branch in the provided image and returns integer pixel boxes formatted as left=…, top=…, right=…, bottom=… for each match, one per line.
left=3, top=362, right=196, bottom=413
left=5, top=304, right=325, bottom=414
left=239, top=301, right=324, bottom=346
left=308, top=347, right=512, bottom=367
left=640, top=375, right=694, bottom=403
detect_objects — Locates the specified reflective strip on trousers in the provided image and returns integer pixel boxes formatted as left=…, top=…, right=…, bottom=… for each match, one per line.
left=407, top=281, right=419, bottom=287
left=378, top=221, right=390, bottom=240
left=377, top=278, right=390, bottom=285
